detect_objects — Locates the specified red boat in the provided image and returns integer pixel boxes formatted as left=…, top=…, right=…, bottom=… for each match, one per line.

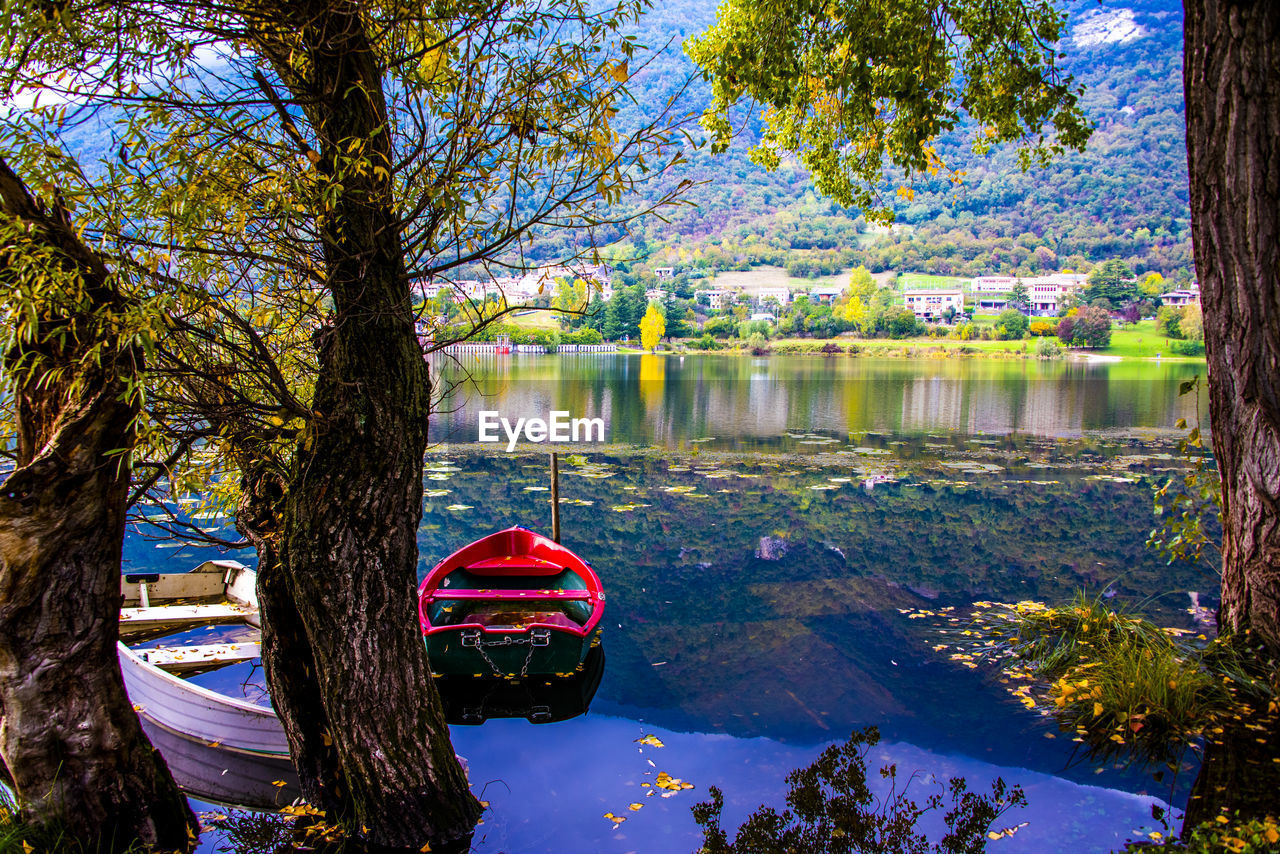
left=418, top=527, right=605, bottom=677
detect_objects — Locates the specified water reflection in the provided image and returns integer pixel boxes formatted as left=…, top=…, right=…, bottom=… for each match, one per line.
left=428, top=355, right=1204, bottom=447
left=142, top=719, right=300, bottom=809
left=440, top=645, right=605, bottom=725
left=452, top=715, right=1168, bottom=854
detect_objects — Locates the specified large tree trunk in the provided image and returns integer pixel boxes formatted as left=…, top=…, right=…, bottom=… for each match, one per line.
left=246, top=3, right=481, bottom=848
left=1182, top=0, right=1280, bottom=827
left=0, top=160, right=196, bottom=850
left=237, top=463, right=351, bottom=818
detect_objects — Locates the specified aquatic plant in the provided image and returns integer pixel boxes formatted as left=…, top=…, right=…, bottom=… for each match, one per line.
left=932, top=594, right=1276, bottom=781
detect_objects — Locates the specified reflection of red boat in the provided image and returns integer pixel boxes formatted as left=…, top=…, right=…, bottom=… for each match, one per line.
left=418, top=527, right=605, bottom=677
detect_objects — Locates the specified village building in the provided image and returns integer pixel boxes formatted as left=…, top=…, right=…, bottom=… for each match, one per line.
left=1159, top=288, right=1201, bottom=307
left=695, top=289, right=732, bottom=311
left=809, top=285, right=845, bottom=304
left=755, top=286, right=790, bottom=306
left=904, top=289, right=965, bottom=321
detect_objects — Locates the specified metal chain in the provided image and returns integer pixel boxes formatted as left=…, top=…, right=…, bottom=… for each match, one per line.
left=463, top=629, right=551, bottom=679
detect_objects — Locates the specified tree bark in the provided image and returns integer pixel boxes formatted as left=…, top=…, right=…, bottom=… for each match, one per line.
left=244, top=3, right=481, bottom=848
left=1182, top=0, right=1280, bottom=827
left=0, top=160, right=196, bottom=850
left=237, top=463, right=351, bottom=818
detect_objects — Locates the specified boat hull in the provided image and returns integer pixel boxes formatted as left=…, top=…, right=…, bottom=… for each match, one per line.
left=118, top=641, right=290, bottom=757
left=419, top=527, right=605, bottom=678
left=425, top=627, right=600, bottom=678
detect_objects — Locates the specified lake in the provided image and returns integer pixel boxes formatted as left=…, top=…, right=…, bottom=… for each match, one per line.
left=133, top=355, right=1215, bottom=854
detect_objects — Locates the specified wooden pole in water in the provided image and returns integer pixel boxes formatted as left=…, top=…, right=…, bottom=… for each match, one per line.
left=550, top=451, right=561, bottom=542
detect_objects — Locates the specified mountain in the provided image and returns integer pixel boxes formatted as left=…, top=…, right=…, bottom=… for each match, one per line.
left=577, top=0, right=1194, bottom=282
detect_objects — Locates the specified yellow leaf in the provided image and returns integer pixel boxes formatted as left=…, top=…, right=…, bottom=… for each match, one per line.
left=609, top=61, right=629, bottom=83
left=628, top=803, right=643, bottom=811
left=271, top=780, right=287, bottom=787
left=1093, top=702, right=1104, bottom=717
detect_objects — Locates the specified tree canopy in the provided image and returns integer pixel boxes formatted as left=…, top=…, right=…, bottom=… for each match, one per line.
left=687, top=0, right=1092, bottom=222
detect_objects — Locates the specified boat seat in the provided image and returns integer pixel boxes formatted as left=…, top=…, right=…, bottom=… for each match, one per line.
left=425, top=589, right=591, bottom=601
left=465, top=610, right=582, bottom=631
left=428, top=599, right=591, bottom=629
left=438, top=567, right=588, bottom=592
left=464, top=555, right=565, bottom=576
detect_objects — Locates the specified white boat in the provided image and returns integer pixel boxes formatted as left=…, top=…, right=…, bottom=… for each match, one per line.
left=117, top=561, right=290, bottom=758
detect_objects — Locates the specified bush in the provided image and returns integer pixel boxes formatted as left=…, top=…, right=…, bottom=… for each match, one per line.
left=882, top=307, right=922, bottom=339
left=1034, top=337, right=1063, bottom=359
left=1157, top=304, right=1184, bottom=339
left=996, top=309, right=1029, bottom=340
left=1168, top=339, right=1205, bottom=356
left=561, top=328, right=602, bottom=345
left=1029, top=320, right=1056, bottom=337
left=703, top=317, right=736, bottom=338
left=696, top=333, right=720, bottom=351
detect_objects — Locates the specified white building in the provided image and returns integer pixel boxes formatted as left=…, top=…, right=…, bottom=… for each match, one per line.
left=756, top=286, right=791, bottom=306
left=696, top=289, right=732, bottom=311
left=904, top=289, right=965, bottom=321
left=654, top=267, right=674, bottom=279
left=972, top=276, right=1018, bottom=293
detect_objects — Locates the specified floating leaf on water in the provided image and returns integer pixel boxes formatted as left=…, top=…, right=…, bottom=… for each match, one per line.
left=445, top=504, right=473, bottom=511
left=424, top=489, right=450, bottom=497
left=635, top=734, right=665, bottom=748
left=523, top=486, right=549, bottom=492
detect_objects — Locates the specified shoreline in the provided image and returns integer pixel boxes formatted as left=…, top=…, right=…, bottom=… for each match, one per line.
left=596, top=343, right=1202, bottom=363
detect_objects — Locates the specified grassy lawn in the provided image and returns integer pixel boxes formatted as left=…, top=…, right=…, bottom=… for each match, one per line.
left=852, top=336, right=1031, bottom=353
left=711, top=266, right=853, bottom=293
left=1104, top=320, right=1194, bottom=358
left=897, top=272, right=970, bottom=290
left=508, top=309, right=563, bottom=330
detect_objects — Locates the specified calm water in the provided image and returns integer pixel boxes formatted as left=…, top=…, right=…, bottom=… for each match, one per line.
left=130, top=355, right=1215, bottom=854
left=427, top=353, right=1206, bottom=448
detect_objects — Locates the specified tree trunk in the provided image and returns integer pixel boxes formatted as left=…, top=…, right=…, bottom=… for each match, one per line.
left=1182, top=0, right=1280, bottom=827
left=246, top=3, right=481, bottom=848
left=0, top=160, right=196, bottom=850
left=237, top=463, right=351, bottom=818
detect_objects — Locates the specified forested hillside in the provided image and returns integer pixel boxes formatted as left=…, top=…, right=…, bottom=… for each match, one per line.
left=557, top=0, right=1193, bottom=282
left=40, top=0, right=1192, bottom=281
